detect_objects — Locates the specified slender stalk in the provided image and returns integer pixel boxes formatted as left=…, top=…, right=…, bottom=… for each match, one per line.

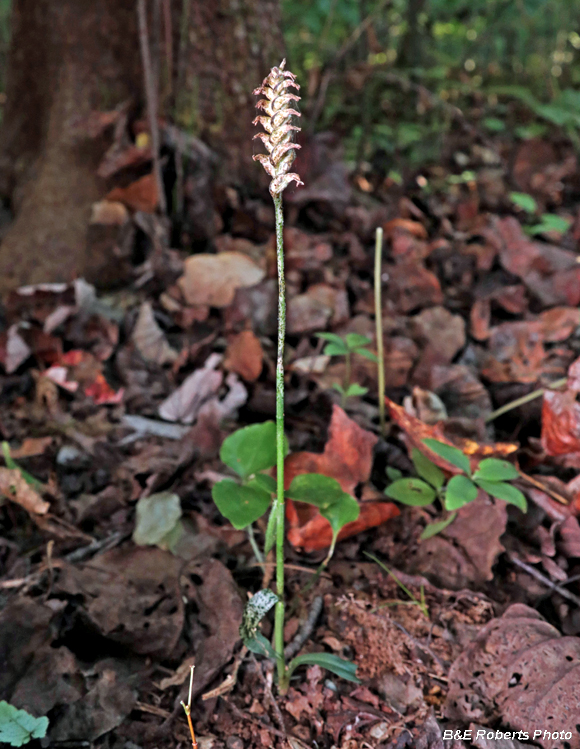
left=485, top=377, right=566, bottom=423
left=273, top=193, right=286, bottom=687
left=343, top=351, right=351, bottom=408
left=247, top=523, right=264, bottom=564
left=374, top=227, right=386, bottom=435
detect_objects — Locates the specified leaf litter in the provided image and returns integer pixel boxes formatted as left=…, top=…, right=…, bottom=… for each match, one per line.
left=4, top=112, right=580, bottom=749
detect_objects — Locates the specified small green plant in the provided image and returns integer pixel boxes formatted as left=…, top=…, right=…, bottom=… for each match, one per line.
left=0, top=702, right=48, bottom=747
left=509, top=192, right=572, bottom=237
left=210, top=61, right=359, bottom=694
left=316, top=332, right=378, bottom=407
left=385, top=439, right=527, bottom=539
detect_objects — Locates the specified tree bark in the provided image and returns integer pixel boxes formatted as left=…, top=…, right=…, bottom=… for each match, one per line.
left=0, top=0, right=283, bottom=292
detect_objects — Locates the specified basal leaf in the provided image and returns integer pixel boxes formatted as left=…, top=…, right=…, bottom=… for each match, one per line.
left=286, top=653, right=360, bottom=684
left=444, top=475, right=478, bottom=510
left=287, top=473, right=346, bottom=508
left=220, top=422, right=284, bottom=479
left=385, top=478, right=436, bottom=506
left=319, top=492, right=360, bottom=536
left=239, top=588, right=279, bottom=643
left=247, top=473, right=277, bottom=494
left=411, top=448, right=445, bottom=490
left=473, top=458, right=519, bottom=482
left=475, top=479, right=528, bottom=512
left=0, top=702, right=49, bottom=747
left=133, top=491, right=182, bottom=547
left=423, top=438, right=471, bottom=475
left=212, top=480, right=271, bottom=529
left=419, top=512, right=457, bottom=540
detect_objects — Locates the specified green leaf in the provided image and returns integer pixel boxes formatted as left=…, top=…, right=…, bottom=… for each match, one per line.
left=411, top=448, right=445, bottom=490
left=245, top=632, right=277, bottom=658
left=247, top=473, right=277, bottom=494
left=239, top=588, right=279, bottom=642
left=483, top=116, right=506, bottom=132
left=345, top=333, right=372, bottom=350
left=509, top=192, right=537, bottom=214
left=212, top=480, right=271, bottom=529
left=528, top=213, right=572, bottom=235
left=220, top=422, right=284, bottom=479
left=423, top=439, right=471, bottom=475
left=473, top=458, right=519, bottom=482
left=475, top=479, right=527, bottom=512
left=287, top=473, right=360, bottom=536
left=344, top=382, right=368, bottom=398
left=332, top=382, right=345, bottom=394
left=386, top=466, right=402, bottom=481
left=133, top=491, right=182, bottom=547
left=420, top=512, right=457, bottom=540
left=287, top=474, right=346, bottom=506
left=0, top=702, right=49, bottom=747
left=286, top=653, right=360, bottom=684
left=1, top=442, right=43, bottom=490
left=354, top=348, right=378, bottom=362
left=444, top=475, right=478, bottom=510
left=385, top=478, right=436, bottom=506
left=316, top=332, right=346, bottom=347
left=323, top=342, right=349, bottom=357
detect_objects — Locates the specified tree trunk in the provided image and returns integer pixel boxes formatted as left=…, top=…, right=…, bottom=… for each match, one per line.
left=0, top=0, right=283, bottom=292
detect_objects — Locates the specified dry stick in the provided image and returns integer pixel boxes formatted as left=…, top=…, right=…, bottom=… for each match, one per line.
left=485, top=377, right=567, bottom=423
left=283, top=595, right=324, bottom=660
left=180, top=666, right=198, bottom=749
left=374, top=226, right=386, bottom=435
left=518, top=470, right=569, bottom=506
left=508, top=554, right=580, bottom=607
left=137, top=0, right=167, bottom=216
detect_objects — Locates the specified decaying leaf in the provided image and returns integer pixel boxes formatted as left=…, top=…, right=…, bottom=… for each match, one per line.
left=177, top=251, right=265, bottom=307
left=0, top=468, right=49, bottom=515
left=285, top=405, right=399, bottom=551
left=223, top=330, right=263, bottom=381
left=132, top=301, right=179, bottom=365
left=445, top=604, right=580, bottom=748
left=158, top=353, right=223, bottom=423
left=541, top=390, right=580, bottom=457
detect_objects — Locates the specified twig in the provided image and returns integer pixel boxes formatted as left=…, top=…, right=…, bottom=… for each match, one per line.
left=180, top=666, right=198, bottom=749
left=374, top=226, right=386, bottom=435
left=137, top=0, right=167, bottom=215
left=518, top=470, right=569, bottom=506
left=508, top=554, right=580, bottom=607
left=202, top=646, right=247, bottom=701
left=284, top=595, right=323, bottom=660
left=256, top=658, right=287, bottom=736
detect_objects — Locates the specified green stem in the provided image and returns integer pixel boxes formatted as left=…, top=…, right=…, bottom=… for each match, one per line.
left=485, top=377, right=567, bottom=423
left=343, top=352, right=351, bottom=408
left=273, top=192, right=286, bottom=689
left=374, top=227, right=386, bottom=435
left=247, top=523, right=264, bottom=564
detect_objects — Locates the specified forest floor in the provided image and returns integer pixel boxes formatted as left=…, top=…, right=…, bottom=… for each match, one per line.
left=2, top=118, right=580, bottom=749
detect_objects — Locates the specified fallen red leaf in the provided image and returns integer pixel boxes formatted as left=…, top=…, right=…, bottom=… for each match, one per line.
left=541, top=390, right=580, bottom=457
left=105, top=173, right=159, bottom=213
left=385, top=397, right=518, bottom=473
left=223, top=330, right=263, bottom=382
left=284, top=405, right=398, bottom=551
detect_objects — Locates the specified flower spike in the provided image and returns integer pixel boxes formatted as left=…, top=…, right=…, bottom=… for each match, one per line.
left=252, top=60, right=303, bottom=197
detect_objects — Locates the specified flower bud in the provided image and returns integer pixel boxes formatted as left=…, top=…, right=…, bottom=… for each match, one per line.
left=253, top=59, right=303, bottom=197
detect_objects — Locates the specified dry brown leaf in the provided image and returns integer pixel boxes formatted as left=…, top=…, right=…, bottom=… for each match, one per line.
left=177, top=251, right=265, bottom=307
left=223, top=330, right=263, bottom=381
left=0, top=467, right=49, bottom=514
left=132, top=301, right=179, bottom=365
left=105, top=173, right=158, bottom=213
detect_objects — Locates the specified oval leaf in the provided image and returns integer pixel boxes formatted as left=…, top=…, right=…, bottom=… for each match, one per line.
left=475, top=479, right=528, bottom=512
left=220, top=422, right=284, bottom=479
left=444, top=475, right=478, bottom=510
left=411, top=448, right=445, bottom=490
left=345, top=333, right=372, bottom=350
left=287, top=473, right=346, bottom=508
left=354, top=348, right=378, bottom=362
left=212, top=480, right=271, bottom=529
left=423, top=438, right=471, bottom=475
left=344, top=382, right=368, bottom=398
left=247, top=473, right=277, bottom=494
left=320, top=492, right=360, bottom=535
left=473, top=458, right=519, bottom=482
left=385, top=478, right=436, bottom=506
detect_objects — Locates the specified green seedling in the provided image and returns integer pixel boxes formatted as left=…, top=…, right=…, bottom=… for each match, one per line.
left=509, top=192, right=571, bottom=237
left=0, top=702, right=48, bottom=747
left=365, top=552, right=428, bottom=618
left=385, top=439, right=527, bottom=538
left=210, top=60, right=359, bottom=694
left=316, top=332, right=378, bottom=407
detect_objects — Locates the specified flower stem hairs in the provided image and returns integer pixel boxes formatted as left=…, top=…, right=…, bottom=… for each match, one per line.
left=253, top=59, right=303, bottom=196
